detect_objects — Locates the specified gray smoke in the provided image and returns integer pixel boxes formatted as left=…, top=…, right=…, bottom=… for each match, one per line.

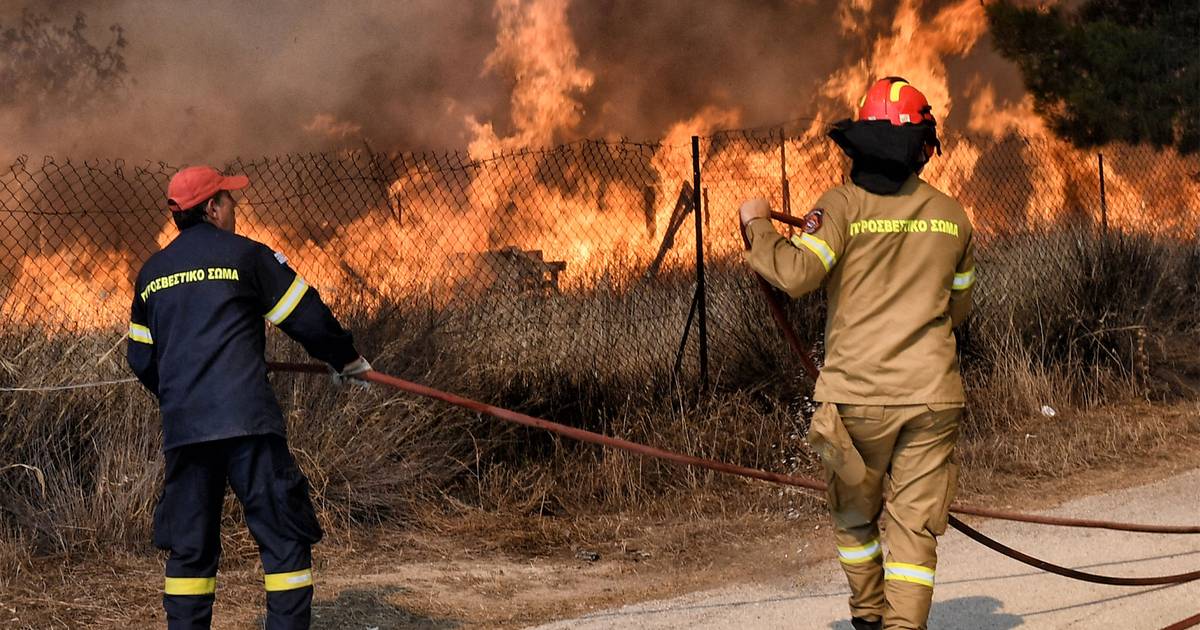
left=0, top=0, right=1029, bottom=163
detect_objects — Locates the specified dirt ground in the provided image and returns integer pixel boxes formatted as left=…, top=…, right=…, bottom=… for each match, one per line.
left=3, top=405, right=1199, bottom=630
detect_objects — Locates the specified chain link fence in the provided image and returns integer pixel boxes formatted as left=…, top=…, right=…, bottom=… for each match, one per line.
left=701, top=129, right=1200, bottom=381
left=2, top=129, right=1198, bottom=387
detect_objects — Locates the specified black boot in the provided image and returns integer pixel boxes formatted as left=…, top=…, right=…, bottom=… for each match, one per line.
left=851, top=617, right=883, bottom=630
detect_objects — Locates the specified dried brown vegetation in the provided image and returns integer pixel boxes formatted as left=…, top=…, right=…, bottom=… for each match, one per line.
left=1, top=229, right=1198, bottom=602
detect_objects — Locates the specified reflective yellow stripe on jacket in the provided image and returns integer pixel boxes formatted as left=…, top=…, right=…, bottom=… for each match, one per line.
left=952, top=267, right=976, bottom=291
left=128, top=322, right=154, bottom=345
left=790, top=233, right=838, bottom=272
left=265, top=277, right=309, bottom=325
left=264, top=568, right=313, bottom=592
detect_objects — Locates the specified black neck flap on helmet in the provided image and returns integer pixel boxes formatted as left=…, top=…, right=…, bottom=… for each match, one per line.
left=827, top=119, right=942, bottom=195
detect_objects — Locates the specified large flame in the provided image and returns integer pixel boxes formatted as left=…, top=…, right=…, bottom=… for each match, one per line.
left=466, top=0, right=595, bottom=161
left=3, top=0, right=1197, bottom=332
left=823, top=0, right=1040, bottom=138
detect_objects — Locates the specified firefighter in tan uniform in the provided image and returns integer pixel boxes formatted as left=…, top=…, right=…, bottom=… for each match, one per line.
left=740, top=77, right=975, bottom=630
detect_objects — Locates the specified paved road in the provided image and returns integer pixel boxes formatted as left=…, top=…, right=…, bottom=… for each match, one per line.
left=529, top=469, right=1200, bottom=629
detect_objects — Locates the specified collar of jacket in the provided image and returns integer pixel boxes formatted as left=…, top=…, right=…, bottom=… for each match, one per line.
left=179, top=220, right=218, bottom=232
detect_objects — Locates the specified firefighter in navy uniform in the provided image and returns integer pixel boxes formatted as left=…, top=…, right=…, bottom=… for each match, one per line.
left=127, top=165, right=372, bottom=630
left=741, top=78, right=975, bottom=630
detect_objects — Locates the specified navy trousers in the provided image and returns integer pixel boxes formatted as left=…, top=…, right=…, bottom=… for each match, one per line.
left=153, top=435, right=323, bottom=630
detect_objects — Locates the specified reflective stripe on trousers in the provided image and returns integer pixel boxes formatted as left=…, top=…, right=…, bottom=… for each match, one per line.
left=838, top=539, right=883, bottom=565
left=884, top=562, right=935, bottom=588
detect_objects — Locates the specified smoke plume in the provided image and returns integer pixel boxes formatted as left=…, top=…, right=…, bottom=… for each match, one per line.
left=0, top=0, right=1036, bottom=163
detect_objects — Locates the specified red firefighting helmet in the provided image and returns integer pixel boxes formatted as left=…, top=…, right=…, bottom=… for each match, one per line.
left=855, top=77, right=936, bottom=127
left=167, top=166, right=249, bottom=212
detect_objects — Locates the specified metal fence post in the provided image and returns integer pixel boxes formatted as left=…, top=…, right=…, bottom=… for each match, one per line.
left=1098, top=153, right=1108, bottom=234
left=780, top=129, right=792, bottom=237
left=692, top=136, right=709, bottom=391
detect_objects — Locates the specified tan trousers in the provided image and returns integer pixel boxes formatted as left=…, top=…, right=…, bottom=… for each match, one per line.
left=822, top=403, right=962, bottom=630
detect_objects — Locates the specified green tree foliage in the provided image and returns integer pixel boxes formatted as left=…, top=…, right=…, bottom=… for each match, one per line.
left=986, top=0, right=1200, bottom=153
left=0, top=10, right=127, bottom=113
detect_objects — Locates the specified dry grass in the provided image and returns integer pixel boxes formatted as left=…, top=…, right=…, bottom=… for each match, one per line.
left=1, top=228, right=1199, bottom=599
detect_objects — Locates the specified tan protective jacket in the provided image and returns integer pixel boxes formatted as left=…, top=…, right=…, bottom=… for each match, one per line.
left=744, top=175, right=975, bottom=404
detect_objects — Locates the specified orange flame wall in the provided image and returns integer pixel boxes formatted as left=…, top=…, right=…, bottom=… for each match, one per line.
left=3, top=131, right=1197, bottom=333
left=3, top=0, right=1199, bottom=332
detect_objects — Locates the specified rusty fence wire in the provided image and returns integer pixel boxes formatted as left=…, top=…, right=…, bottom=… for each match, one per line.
left=2, top=129, right=1198, bottom=388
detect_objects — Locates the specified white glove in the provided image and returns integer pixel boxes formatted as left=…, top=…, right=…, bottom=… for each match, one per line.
left=331, top=356, right=372, bottom=387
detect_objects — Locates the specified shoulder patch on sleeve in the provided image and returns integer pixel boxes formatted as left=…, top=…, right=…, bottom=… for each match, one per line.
left=273, top=251, right=289, bottom=266
left=802, top=209, right=824, bottom=234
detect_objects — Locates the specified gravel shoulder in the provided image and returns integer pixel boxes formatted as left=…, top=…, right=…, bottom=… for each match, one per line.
left=527, top=468, right=1200, bottom=630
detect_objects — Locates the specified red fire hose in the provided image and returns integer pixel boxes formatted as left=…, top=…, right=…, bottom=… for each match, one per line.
left=260, top=210, right=1200, bottom=627
left=267, top=362, right=1200, bottom=586
left=1164, top=614, right=1200, bottom=630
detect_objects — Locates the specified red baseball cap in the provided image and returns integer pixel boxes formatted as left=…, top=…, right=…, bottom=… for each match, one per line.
left=167, top=166, right=250, bottom=212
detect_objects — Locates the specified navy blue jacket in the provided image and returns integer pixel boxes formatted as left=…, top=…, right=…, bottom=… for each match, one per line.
left=127, top=222, right=358, bottom=450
